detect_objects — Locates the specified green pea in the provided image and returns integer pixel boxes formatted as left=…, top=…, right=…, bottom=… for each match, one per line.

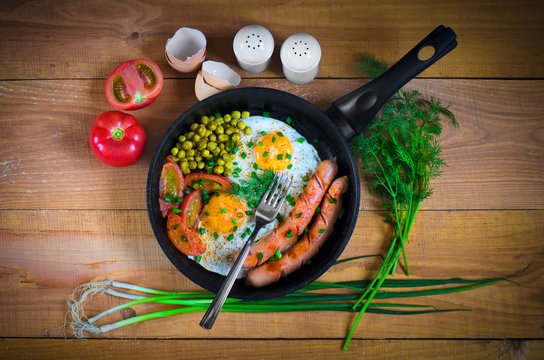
left=187, top=149, right=196, bottom=157
left=222, top=153, right=230, bottom=161
left=198, top=141, right=207, bottom=150
left=214, top=166, right=224, bottom=174
left=216, top=117, right=224, bottom=124
left=182, top=141, right=193, bottom=150
left=212, top=147, right=221, bottom=155
left=192, top=134, right=201, bottom=143
left=170, top=156, right=179, bottom=162
left=218, top=134, right=229, bottom=142
left=241, top=111, right=250, bottom=118
left=201, top=149, right=210, bottom=158
left=231, top=111, right=241, bottom=119
left=176, top=142, right=183, bottom=149
left=181, top=161, right=190, bottom=172
left=186, top=156, right=194, bottom=161
left=229, top=119, right=238, bottom=127
left=219, top=143, right=225, bottom=150
left=198, top=126, right=207, bottom=137
left=207, top=123, right=217, bottom=131
left=215, top=126, right=224, bottom=135
left=223, top=168, right=231, bottom=177
left=170, top=147, right=179, bottom=156
left=195, top=155, right=202, bottom=162
left=224, top=114, right=232, bottom=122
left=225, top=162, right=234, bottom=169
left=244, top=127, right=252, bottom=135
left=217, top=159, right=225, bottom=166
left=209, top=134, right=217, bottom=142
left=178, top=135, right=186, bottom=142
left=200, top=116, right=209, bottom=125
left=177, top=150, right=186, bottom=159
left=225, top=127, right=234, bottom=135
left=238, top=121, right=246, bottom=130
left=207, top=142, right=217, bottom=151
left=189, top=161, right=197, bottom=170
left=230, top=133, right=241, bottom=142
left=190, top=123, right=199, bottom=131
left=197, top=161, right=205, bottom=169
left=187, top=131, right=195, bottom=139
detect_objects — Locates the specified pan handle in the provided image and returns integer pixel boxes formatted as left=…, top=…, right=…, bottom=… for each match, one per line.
left=325, top=25, right=457, bottom=140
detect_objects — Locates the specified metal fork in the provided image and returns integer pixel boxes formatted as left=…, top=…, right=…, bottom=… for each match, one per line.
left=199, top=173, right=293, bottom=330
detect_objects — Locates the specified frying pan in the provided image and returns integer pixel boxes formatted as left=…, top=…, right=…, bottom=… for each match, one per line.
left=147, top=25, right=457, bottom=299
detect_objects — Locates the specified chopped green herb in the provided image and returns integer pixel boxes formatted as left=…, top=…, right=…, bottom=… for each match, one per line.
left=297, top=138, right=305, bottom=143
left=247, top=141, right=254, bottom=147
left=277, top=154, right=283, bottom=160
left=184, top=189, right=191, bottom=194
left=285, top=194, right=295, bottom=206
left=319, top=228, right=326, bottom=234
left=270, top=250, right=282, bottom=261
left=316, top=206, right=321, bottom=213
left=257, top=252, right=264, bottom=259
left=253, top=163, right=259, bottom=170
left=199, top=228, right=206, bottom=235
left=287, top=164, right=293, bottom=169
left=277, top=131, right=284, bottom=137
left=213, top=232, right=219, bottom=239
left=181, top=235, right=188, bottom=242
left=286, top=117, right=292, bottom=124
left=241, top=152, right=247, bottom=159
left=195, top=255, right=202, bottom=262
left=246, top=210, right=252, bottom=215
left=258, top=141, right=263, bottom=146
left=272, top=136, right=276, bottom=143
left=207, top=167, right=213, bottom=174
left=220, top=208, right=226, bottom=213
left=286, top=153, right=291, bottom=159
left=215, top=112, right=221, bottom=118
left=176, top=197, right=184, bottom=203
left=296, top=212, right=303, bottom=218
left=233, top=226, right=238, bottom=232
left=303, top=175, right=309, bottom=181
left=304, top=227, right=309, bottom=233
left=241, top=232, right=247, bottom=238
left=199, top=180, right=205, bottom=185
left=286, top=229, right=293, bottom=238
left=261, top=131, right=266, bottom=135
left=263, top=111, right=270, bottom=117
left=227, top=234, right=234, bottom=241
left=329, top=197, right=337, bottom=204
left=231, top=146, right=239, bottom=154
left=338, top=207, right=344, bottom=219
left=232, top=219, right=237, bottom=225
left=172, top=224, right=179, bottom=230
left=263, top=151, right=268, bottom=157
left=276, top=214, right=284, bottom=222
left=172, top=208, right=181, bottom=214
left=204, top=211, right=209, bottom=216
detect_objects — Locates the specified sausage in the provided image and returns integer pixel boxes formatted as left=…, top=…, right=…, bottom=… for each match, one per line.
left=242, top=159, right=339, bottom=268
left=246, top=176, right=349, bottom=287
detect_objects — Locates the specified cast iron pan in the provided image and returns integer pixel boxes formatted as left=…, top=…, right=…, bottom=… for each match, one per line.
left=147, top=25, right=457, bottom=299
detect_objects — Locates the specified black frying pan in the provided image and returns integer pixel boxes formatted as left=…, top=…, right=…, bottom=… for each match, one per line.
left=147, top=25, right=457, bottom=299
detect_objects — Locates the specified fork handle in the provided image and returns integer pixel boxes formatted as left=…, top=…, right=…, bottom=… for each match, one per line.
left=199, top=222, right=265, bottom=330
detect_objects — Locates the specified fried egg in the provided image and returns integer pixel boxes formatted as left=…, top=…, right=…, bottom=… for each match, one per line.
left=192, top=115, right=321, bottom=276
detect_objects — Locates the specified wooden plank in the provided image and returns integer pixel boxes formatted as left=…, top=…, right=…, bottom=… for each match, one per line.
left=0, top=0, right=543, bottom=79
left=1, top=339, right=543, bottom=360
left=0, top=209, right=542, bottom=338
left=0, top=79, right=543, bottom=210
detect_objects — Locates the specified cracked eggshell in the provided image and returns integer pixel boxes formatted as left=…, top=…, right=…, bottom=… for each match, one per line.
left=165, top=27, right=207, bottom=73
left=194, top=61, right=241, bottom=101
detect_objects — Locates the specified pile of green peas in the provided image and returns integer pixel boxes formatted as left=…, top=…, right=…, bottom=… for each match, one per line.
left=169, top=110, right=252, bottom=176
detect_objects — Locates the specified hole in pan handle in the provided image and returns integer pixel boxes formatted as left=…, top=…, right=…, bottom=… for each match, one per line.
left=326, top=25, right=457, bottom=140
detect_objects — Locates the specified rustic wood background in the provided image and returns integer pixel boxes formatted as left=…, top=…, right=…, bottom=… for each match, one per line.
left=1, top=0, right=543, bottom=359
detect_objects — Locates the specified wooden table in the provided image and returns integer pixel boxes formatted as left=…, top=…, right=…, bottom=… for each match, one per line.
left=1, top=1, right=543, bottom=358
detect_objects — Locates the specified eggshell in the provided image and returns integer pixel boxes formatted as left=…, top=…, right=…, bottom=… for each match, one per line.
left=165, top=27, right=207, bottom=73
left=202, top=60, right=241, bottom=90
left=194, top=69, right=222, bottom=100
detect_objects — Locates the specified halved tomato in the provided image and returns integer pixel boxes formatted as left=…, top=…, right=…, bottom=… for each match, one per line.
left=166, top=212, right=206, bottom=256
left=185, top=172, right=232, bottom=194
left=179, top=189, right=203, bottom=228
left=159, top=161, right=184, bottom=218
left=106, top=58, right=163, bottom=110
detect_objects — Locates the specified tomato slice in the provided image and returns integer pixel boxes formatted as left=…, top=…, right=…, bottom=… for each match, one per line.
left=106, top=58, right=164, bottom=110
left=185, top=172, right=232, bottom=194
left=180, top=189, right=203, bottom=229
left=166, top=212, right=206, bottom=256
left=159, top=161, right=184, bottom=218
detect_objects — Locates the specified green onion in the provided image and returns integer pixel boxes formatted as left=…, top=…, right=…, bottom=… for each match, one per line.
left=258, top=142, right=263, bottom=146
left=257, top=252, right=263, bottom=259
left=172, top=208, right=181, bottom=214
left=338, top=208, right=344, bottom=219
left=241, top=153, right=247, bottom=159
left=296, top=212, right=303, bottom=218
left=286, top=153, right=291, bottom=159
left=232, top=226, right=238, bottom=232
left=263, top=112, right=270, bottom=117
left=261, top=131, right=266, bottom=135
left=204, top=211, right=209, bottom=216
left=220, top=208, right=226, bottom=213
left=304, top=227, right=309, bottom=233
left=246, top=210, right=252, bottom=215
left=319, top=229, right=325, bottom=234
left=277, top=154, right=283, bottom=160
left=213, top=232, right=219, bottom=239
left=247, top=141, right=254, bottom=147
left=253, top=163, right=259, bottom=170
left=303, top=175, right=309, bottom=181
left=172, top=224, right=179, bottom=230
left=329, top=197, right=337, bottom=204
left=263, top=151, right=268, bottom=157
left=199, top=228, right=205, bottom=235
left=228, top=234, right=234, bottom=241
left=270, top=250, right=282, bottom=261
left=286, top=116, right=292, bottom=124
left=176, top=197, right=184, bottom=203
left=276, top=214, right=284, bottom=222
left=286, top=229, right=293, bottom=238
left=184, top=189, right=191, bottom=194
left=272, top=136, right=276, bottom=143
left=277, top=131, right=284, bottom=137
left=313, top=138, right=319, bottom=144
left=316, top=206, right=321, bottom=213
left=195, top=256, right=201, bottom=262
left=287, top=164, right=293, bottom=169
left=297, top=138, right=305, bottom=143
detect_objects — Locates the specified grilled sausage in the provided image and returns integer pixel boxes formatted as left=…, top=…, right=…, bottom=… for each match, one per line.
left=246, top=176, right=349, bottom=287
left=242, top=159, right=339, bottom=268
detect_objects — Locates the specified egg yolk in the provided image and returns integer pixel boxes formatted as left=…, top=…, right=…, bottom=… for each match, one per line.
left=201, top=193, right=246, bottom=235
left=254, top=132, right=293, bottom=172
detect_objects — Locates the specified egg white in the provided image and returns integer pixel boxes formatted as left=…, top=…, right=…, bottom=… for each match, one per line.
left=191, top=115, right=321, bottom=276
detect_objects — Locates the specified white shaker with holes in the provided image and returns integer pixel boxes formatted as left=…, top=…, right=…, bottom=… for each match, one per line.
left=233, top=25, right=274, bottom=73
left=280, top=33, right=321, bottom=85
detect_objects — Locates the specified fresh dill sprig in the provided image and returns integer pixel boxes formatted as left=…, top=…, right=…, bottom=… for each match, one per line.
left=344, top=52, right=458, bottom=350
left=355, top=51, right=388, bottom=79
left=228, top=169, right=276, bottom=206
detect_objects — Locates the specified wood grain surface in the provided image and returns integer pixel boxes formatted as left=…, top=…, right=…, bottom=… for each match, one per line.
left=1, top=0, right=543, bottom=359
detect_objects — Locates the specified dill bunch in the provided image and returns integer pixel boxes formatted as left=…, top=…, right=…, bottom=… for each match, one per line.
left=345, top=53, right=458, bottom=350
left=228, top=169, right=276, bottom=206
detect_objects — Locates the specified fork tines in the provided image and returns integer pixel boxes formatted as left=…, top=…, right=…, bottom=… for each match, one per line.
left=262, top=173, right=293, bottom=207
